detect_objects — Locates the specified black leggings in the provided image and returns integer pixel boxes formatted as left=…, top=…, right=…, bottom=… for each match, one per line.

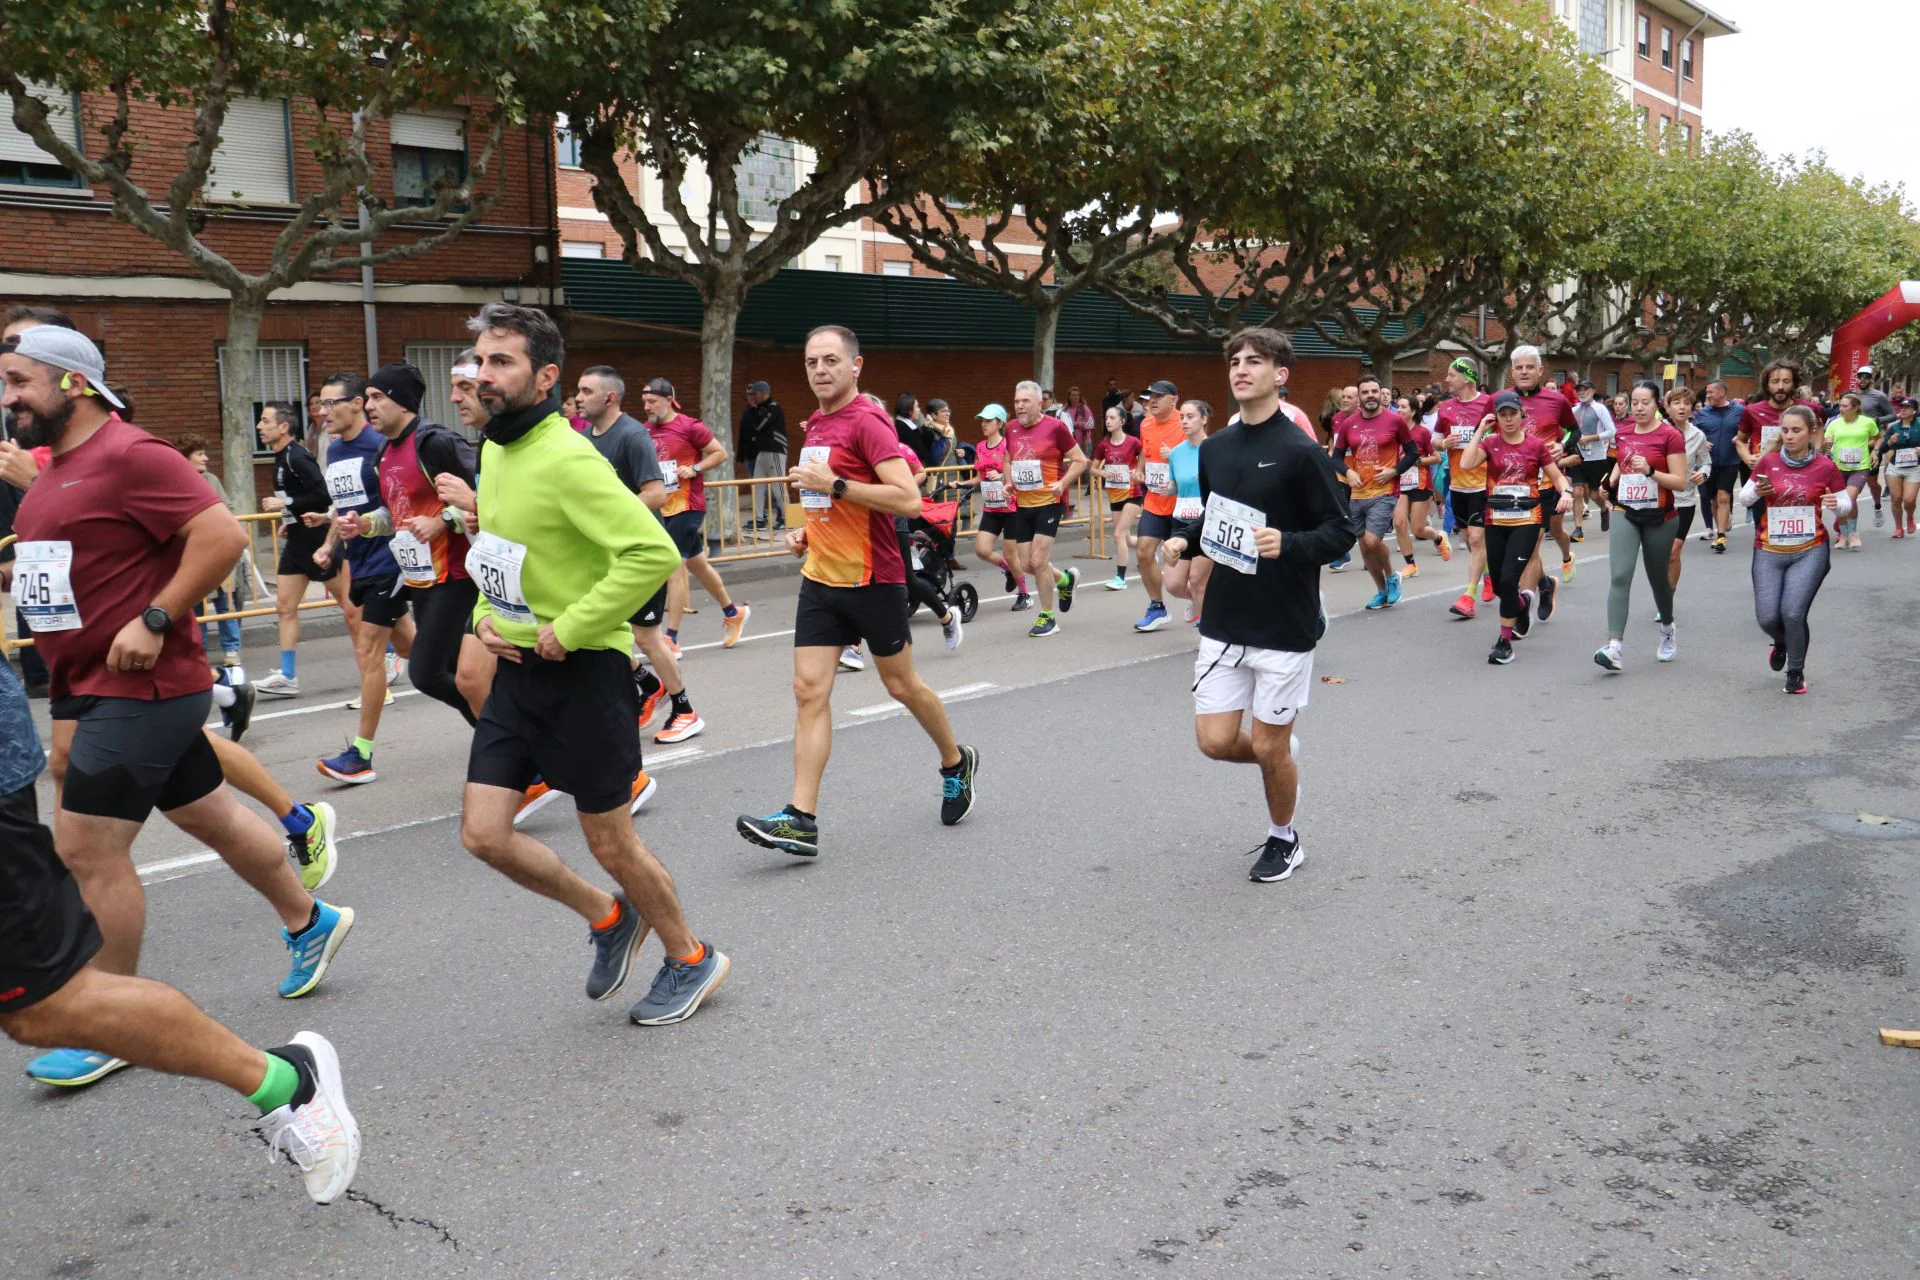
left=896, top=529, right=947, bottom=620
left=1483, top=521, right=1541, bottom=621
left=409, top=578, right=479, bottom=726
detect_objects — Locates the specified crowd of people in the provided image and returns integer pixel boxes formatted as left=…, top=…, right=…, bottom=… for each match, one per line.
left=0, top=287, right=1907, bottom=1212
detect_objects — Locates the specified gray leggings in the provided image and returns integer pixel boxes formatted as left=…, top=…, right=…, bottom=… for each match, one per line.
left=1607, top=514, right=1677, bottom=637
left=1751, top=540, right=1830, bottom=670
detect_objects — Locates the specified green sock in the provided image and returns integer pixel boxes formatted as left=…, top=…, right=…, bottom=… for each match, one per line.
left=248, top=1052, right=300, bottom=1115
left=353, top=736, right=374, bottom=758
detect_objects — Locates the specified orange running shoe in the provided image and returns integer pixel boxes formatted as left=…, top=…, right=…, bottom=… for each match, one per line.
left=514, top=780, right=560, bottom=827
left=665, top=636, right=683, bottom=660
left=1435, top=536, right=1453, bottom=562
left=1479, top=573, right=1495, bottom=603
left=1402, top=562, right=1421, bottom=579
left=722, top=602, right=751, bottom=649
left=1449, top=593, right=1476, bottom=619
left=655, top=710, right=706, bottom=744
left=628, top=770, right=658, bottom=814
left=637, top=685, right=664, bottom=730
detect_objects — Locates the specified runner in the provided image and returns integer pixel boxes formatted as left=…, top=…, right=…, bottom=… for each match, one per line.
left=252, top=402, right=350, bottom=698
left=1594, top=381, right=1689, bottom=672
left=1162, top=400, right=1212, bottom=624
left=1325, top=384, right=1360, bottom=572
left=736, top=324, right=978, bottom=857
left=1851, top=363, right=1895, bottom=528
left=1740, top=405, right=1849, bottom=694
left=1160, top=327, right=1354, bottom=883
left=310, top=372, right=414, bottom=783
left=1822, top=391, right=1879, bottom=550
left=575, top=365, right=707, bottom=745
left=1328, top=372, right=1416, bottom=610
left=1, top=326, right=353, bottom=1088
left=966, top=403, right=1031, bottom=611
left=1095, top=403, right=1143, bottom=591
left=457, top=302, right=727, bottom=1026
left=1570, top=380, right=1615, bottom=543
left=638, top=377, right=749, bottom=653
left=1390, top=402, right=1449, bottom=577
left=1736, top=358, right=1816, bottom=468
left=1879, top=396, right=1920, bottom=538
left=1436, top=358, right=1496, bottom=618
left=889, top=423, right=964, bottom=653
left=1692, top=379, right=1744, bottom=551
left=1663, top=386, right=1713, bottom=592
left=1131, top=380, right=1184, bottom=630
left=1004, top=379, right=1088, bottom=638
left=1507, top=346, right=1580, bottom=620
left=1457, top=390, right=1571, bottom=665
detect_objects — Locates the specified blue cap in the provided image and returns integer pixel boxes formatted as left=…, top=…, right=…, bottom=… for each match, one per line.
left=976, top=403, right=1008, bottom=422
left=1492, top=389, right=1523, bottom=413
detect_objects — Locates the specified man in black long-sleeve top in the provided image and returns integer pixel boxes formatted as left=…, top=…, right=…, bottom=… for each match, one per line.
left=254, top=402, right=350, bottom=697
left=1165, top=327, right=1355, bottom=885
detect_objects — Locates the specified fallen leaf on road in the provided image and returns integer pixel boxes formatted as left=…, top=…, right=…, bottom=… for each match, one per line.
left=1857, top=811, right=1895, bottom=825
left=1320, top=676, right=1346, bottom=684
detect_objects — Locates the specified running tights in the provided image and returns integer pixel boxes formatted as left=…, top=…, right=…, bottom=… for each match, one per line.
left=1483, top=522, right=1540, bottom=620
left=410, top=578, right=479, bottom=726
left=1607, top=515, right=1677, bottom=637
left=1751, top=540, right=1830, bottom=671
left=896, top=529, right=947, bottom=620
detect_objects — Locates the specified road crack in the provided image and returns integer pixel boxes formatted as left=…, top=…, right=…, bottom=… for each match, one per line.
left=344, top=1189, right=462, bottom=1250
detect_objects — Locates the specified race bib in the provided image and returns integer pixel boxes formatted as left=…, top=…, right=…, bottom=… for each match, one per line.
left=466, top=532, right=534, bottom=626
left=1173, top=495, right=1205, bottom=522
left=1760, top=425, right=1782, bottom=453
left=14, top=540, right=81, bottom=633
left=1837, top=446, right=1865, bottom=467
left=324, top=457, right=367, bottom=508
left=981, top=478, right=1009, bottom=508
left=797, top=445, right=835, bottom=510
left=273, top=489, right=293, bottom=527
left=390, top=530, right=437, bottom=589
left=1010, top=458, right=1044, bottom=491
left=1489, top=484, right=1536, bottom=527
left=1617, top=471, right=1660, bottom=509
left=1895, top=448, right=1919, bottom=469
left=1102, top=463, right=1133, bottom=490
left=1144, top=461, right=1173, bottom=495
left=1766, top=504, right=1817, bottom=547
left=1399, top=466, right=1420, bottom=492
left=1200, top=493, right=1264, bottom=575
left=1448, top=425, right=1474, bottom=449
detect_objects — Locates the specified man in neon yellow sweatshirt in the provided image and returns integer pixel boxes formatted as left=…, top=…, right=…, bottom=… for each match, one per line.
left=458, top=302, right=730, bottom=1028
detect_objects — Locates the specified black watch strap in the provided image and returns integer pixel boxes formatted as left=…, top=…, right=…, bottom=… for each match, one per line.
left=142, top=605, right=172, bottom=634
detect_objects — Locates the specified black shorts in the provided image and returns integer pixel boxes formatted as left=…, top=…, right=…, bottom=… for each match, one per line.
left=1108, top=497, right=1138, bottom=514
left=1008, top=503, right=1064, bottom=543
left=1400, top=488, right=1433, bottom=503
left=794, top=577, right=911, bottom=657
left=1707, top=464, right=1742, bottom=495
left=0, top=782, right=101, bottom=1014
left=1674, top=506, right=1698, bottom=540
left=349, top=570, right=411, bottom=628
left=630, top=583, right=669, bottom=630
left=664, top=511, right=705, bottom=559
left=1449, top=489, right=1487, bottom=529
left=978, top=511, right=1014, bottom=537
left=277, top=524, right=341, bottom=582
left=1137, top=510, right=1175, bottom=541
left=1579, top=459, right=1614, bottom=490
left=53, top=691, right=222, bottom=823
left=467, top=648, right=640, bottom=814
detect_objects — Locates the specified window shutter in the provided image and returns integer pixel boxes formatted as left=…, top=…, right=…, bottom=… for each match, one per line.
left=391, top=110, right=466, bottom=152
left=404, top=343, right=474, bottom=443
left=0, top=83, right=80, bottom=165
left=206, top=98, right=292, bottom=203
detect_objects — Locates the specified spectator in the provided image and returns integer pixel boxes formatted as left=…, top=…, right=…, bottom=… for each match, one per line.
left=923, top=398, right=957, bottom=470
left=893, top=391, right=936, bottom=467
left=738, top=379, right=788, bottom=530
left=1100, top=376, right=1124, bottom=416
left=1061, top=385, right=1096, bottom=458
left=177, top=436, right=245, bottom=666
left=1123, top=389, right=1144, bottom=435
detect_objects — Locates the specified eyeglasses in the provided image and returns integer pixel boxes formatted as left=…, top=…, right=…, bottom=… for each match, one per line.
left=317, top=396, right=355, bottom=409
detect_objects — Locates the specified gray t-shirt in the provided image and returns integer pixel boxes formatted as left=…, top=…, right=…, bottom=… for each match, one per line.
left=587, top=413, right=664, bottom=495
left=1858, top=387, right=1896, bottom=426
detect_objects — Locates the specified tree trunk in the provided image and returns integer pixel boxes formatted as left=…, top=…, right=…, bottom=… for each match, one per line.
left=220, top=293, right=265, bottom=516
left=698, top=276, right=745, bottom=547
left=1032, top=299, right=1060, bottom=393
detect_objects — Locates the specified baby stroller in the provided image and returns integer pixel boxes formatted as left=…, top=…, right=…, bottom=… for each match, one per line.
left=907, top=498, right=978, bottom=622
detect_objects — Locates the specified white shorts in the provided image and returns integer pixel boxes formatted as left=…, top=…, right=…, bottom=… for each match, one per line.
left=1192, top=637, right=1312, bottom=726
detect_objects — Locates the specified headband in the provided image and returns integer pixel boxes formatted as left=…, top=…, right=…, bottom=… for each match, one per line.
left=1448, top=357, right=1480, bottom=385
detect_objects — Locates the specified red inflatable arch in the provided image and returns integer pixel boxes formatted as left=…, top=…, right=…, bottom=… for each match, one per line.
left=1830, top=282, right=1920, bottom=394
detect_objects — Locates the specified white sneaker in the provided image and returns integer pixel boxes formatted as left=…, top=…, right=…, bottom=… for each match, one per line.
left=260, top=1032, right=360, bottom=1205
left=1874, top=505, right=1886, bottom=528
left=838, top=646, right=866, bottom=672
left=346, top=687, right=394, bottom=711
left=1103, top=575, right=1128, bottom=591
left=941, top=611, right=964, bottom=652
left=1593, top=640, right=1623, bottom=672
left=255, top=672, right=300, bottom=698
left=1656, top=623, right=1677, bottom=663
left=383, top=651, right=404, bottom=686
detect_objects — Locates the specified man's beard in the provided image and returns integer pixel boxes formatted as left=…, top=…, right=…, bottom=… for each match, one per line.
left=1770, top=387, right=1792, bottom=404
left=480, top=380, right=538, bottom=414
left=10, top=394, right=73, bottom=449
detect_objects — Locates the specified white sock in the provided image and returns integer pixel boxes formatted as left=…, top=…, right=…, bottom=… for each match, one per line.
left=211, top=682, right=237, bottom=709
left=1268, top=822, right=1296, bottom=843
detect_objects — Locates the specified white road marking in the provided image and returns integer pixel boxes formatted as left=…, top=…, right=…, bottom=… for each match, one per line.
left=849, top=681, right=997, bottom=717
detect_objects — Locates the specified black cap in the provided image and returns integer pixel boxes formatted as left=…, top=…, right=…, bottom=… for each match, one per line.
left=642, top=376, right=676, bottom=398
left=746, top=380, right=770, bottom=395
left=1574, top=379, right=1595, bottom=391
left=1492, top=389, right=1523, bottom=413
left=368, top=362, right=425, bottom=414
left=1146, top=379, right=1178, bottom=398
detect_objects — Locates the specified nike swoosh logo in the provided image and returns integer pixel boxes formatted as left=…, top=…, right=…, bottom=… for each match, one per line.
left=61, top=479, right=83, bottom=487
left=1257, top=461, right=1276, bottom=468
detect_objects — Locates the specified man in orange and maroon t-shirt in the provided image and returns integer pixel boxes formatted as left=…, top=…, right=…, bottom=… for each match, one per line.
left=1507, top=345, right=1580, bottom=620
left=639, top=377, right=749, bottom=653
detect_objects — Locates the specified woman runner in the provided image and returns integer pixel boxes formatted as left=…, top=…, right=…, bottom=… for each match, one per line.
left=968, top=404, right=1032, bottom=611
left=1823, top=392, right=1879, bottom=549
left=1391, top=406, right=1450, bottom=578
left=1663, top=386, right=1713, bottom=592
left=1879, top=396, right=1920, bottom=538
left=1459, top=390, right=1570, bottom=665
left=1094, top=404, right=1143, bottom=590
left=1162, top=400, right=1213, bottom=624
left=1740, top=405, right=1849, bottom=693
left=1594, top=381, right=1688, bottom=672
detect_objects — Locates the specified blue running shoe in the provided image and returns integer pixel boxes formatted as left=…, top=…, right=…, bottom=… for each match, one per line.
left=1364, top=587, right=1390, bottom=610
left=280, top=902, right=355, bottom=998
left=25, top=1048, right=130, bottom=1088
left=1056, top=566, right=1080, bottom=613
left=1134, top=602, right=1170, bottom=632
left=316, top=745, right=376, bottom=785
left=1329, top=554, right=1351, bottom=573
left=737, top=806, right=819, bottom=857
left=630, top=943, right=731, bottom=1026
left=1385, top=572, right=1403, bottom=606
left=1027, top=612, right=1060, bottom=638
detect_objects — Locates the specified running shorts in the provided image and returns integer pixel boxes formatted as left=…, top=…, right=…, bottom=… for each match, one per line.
left=1349, top=494, right=1396, bottom=538
left=1674, top=505, right=1697, bottom=540
left=53, top=691, right=222, bottom=822
left=1579, top=459, right=1614, bottom=490
left=1109, top=497, right=1137, bottom=515
left=0, top=781, right=101, bottom=1013
left=1192, top=637, right=1312, bottom=727
left=1136, top=510, right=1176, bottom=542
left=1400, top=488, right=1433, bottom=503
left=277, top=524, right=342, bottom=582
left=467, top=648, right=639, bottom=814
left=349, top=571, right=410, bottom=628
left=1008, top=503, right=1064, bottom=543
left=1449, top=489, right=1486, bottom=529
left=1707, top=464, right=1742, bottom=495
left=1844, top=469, right=1872, bottom=490
left=978, top=511, right=1013, bottom=538
left=664, top=511, right=705, bottom=559
left=794, top=578, right=911, bottom=657
left=630, top=583, right=669, bottom=630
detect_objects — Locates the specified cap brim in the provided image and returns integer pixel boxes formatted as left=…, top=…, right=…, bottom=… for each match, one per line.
left=95, top=383, right=126, bottom=410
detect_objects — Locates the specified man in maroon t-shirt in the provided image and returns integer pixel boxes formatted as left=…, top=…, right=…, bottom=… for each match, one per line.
left=1508, top=345, right=1580, bottom=619
left=1, top=326, right=356, bottom=1087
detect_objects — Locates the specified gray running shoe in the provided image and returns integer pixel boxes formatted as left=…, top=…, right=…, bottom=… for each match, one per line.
left=630, top=943, right=731, bottom=1025
left=586, top=894, right=649, bottom=1001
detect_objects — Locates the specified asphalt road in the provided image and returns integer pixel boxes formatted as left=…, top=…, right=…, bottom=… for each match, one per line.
left=6, top=517, right=1920, bottom=1279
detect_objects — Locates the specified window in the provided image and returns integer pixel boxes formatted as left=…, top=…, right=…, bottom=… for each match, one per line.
left=216, top=342, right=307, bottom=456
left=882, top=259, right=912, bottom=277
left=823, top=255, right=842, bottom=272
left=206, top=98, right=294, bottom=204
left=1636, top=14, right=1649, bottom=57
left=1577, top=0, right=1608, bottom=55
left=1681, top=37, right=1694, bottom=79
left=733, top=133, right=796, bottom=223
left=1635, top=105, right=1650, bottom=132
left=1659, top=113, right=1672, bottom=140
left=391, top=109, right=467, bottom=209
left=1010, top=268, right=1026, bottom=280
left=560, top=240, right=605, bottom=259
left=1606, top=371, right=1621, bottom=395
left=555, top=112, right=581, bottom=167
left=0, top=82, right=84, bottom=189
left=404, top=343, right=473, bottom=443
left=1679, top=122, right=1693, bottom=149
left=1660, top=26, right=1673, bottom=68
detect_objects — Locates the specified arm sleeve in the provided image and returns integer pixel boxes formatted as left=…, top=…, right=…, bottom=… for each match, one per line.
left=1280, top=445, right=1359, bottom=566
left=286, top=450, right=332, bottom=515
left=1737, top=476, right=1761, bottom=507
left=550, top=451, right=682, bottom=652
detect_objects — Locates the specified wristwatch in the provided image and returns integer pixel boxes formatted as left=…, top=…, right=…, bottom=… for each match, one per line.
left=831, top=477, right=848, bottom=500
left=141, top=605, right=172, bottom=635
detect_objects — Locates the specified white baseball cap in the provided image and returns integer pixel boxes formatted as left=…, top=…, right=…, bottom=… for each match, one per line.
left=6, top=325, right=126, bottom=409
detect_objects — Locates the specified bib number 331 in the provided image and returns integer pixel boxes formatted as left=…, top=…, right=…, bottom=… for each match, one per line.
left=465, top=532, right=534, bottom=626
left=1200, top=493, right=1265, bottom=575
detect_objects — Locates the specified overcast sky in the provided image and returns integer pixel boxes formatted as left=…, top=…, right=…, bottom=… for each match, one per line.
left=1702, top=0, right=1920, bottom=203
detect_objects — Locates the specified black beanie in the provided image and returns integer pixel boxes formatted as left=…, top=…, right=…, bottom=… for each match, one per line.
left=369, top=362, right=426, bottom=414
